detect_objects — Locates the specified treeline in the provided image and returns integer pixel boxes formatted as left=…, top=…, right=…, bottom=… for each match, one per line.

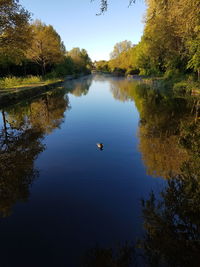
left=0, top=0, right=92, bottom=78
left=95, top=0, right=200, bottom=80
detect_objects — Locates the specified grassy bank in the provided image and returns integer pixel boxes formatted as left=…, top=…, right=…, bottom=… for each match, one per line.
left=0, top=74, right=86, bottom=108
left=96, top=71, right=200, bottom=96
left=0, top=76, right=62, bottom=90
left=130, top=72, right=200, bottom=97
left=0, top=80, right=63, bottom=108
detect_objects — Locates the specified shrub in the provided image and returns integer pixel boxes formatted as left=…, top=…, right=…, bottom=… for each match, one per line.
left=173, top=81, right=188, bottom=95
left=0, top=76, right=42, bottom=89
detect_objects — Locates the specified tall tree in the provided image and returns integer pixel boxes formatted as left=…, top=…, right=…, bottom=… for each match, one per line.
left=110, top=40, right=132, bottom=59
left=26, top=20, right=66, bottom=75
left=0, top=0, right=31, bottom=63
left=187, top=26, right=200, bottom=81
left=67, top=47, right=92, bottom=73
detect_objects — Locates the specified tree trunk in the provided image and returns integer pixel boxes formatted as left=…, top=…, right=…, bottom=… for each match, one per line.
left=41, top=61, right=46, bottom=76
left=2, top=110, right=8, bottom=143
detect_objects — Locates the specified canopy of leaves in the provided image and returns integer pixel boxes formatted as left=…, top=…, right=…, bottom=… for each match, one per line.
left=98, top=0, right=200, bottom=78
left=26, top=20, right=66, bottom=74
left=0, top=0, right=31, bottom=63
left=110, top=40, right=132, bottom=59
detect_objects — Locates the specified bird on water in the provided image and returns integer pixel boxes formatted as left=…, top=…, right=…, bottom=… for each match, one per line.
left=96, top=143, right=104, bottom=150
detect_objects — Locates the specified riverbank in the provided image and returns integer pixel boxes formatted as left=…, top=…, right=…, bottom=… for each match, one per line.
left=0, top=74, right=86, bottom=108
left=124, top=73, right=200, bottom=96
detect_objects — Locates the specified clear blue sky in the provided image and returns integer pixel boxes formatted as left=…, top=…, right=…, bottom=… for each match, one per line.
left=20, top=0, right=146, bottom=61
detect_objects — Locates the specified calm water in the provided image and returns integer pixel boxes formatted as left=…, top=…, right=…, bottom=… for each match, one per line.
left=0, top=75, right=192, bottom=266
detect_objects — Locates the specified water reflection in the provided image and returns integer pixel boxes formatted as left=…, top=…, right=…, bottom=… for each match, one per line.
left=0, top=87, right=69, bottom=217
left=65, top=75, right=92, bottom=97
left=140, top=174, right=200, bottom=266
left=140, top=121, right=200, bottom=266
left=0, top=76, right=200, bottom=266
left=82, top=78, right=200, bottom=266
left=0, top=122, right=44, bottom=217
left=110, top=78, right=200, bottom=266
left=109, top=79, right=193, bottom=178
left=82, top=244, right=135, bottom=267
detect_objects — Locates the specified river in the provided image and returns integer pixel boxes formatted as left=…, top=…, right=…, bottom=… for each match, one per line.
left=0, top=75, right=198, bottom=266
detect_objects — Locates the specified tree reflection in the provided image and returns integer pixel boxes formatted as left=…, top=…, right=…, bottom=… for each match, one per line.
left=140, top=173, right=200, bottom=266
left=139, top=118, right=200, bottom=266
left=109, top=79, right=200, bottom=264
left=82, top=244, right=135, bottom=267
left=82, top=80, right=200, bottom=266
left=0, top=87, right=69, bottom=217
left=139, top=128, right=188, bottom=178
left=65, top=76, right=92, bottom=97
left=0, top=126, right=44, bottom=217
left=110, top=79, right=195, bottom=178
left=141, top=179, right=198, bottom=265
left=7, top=88, right=69, bottom=134
left=81, top=119, right=200, bottom=267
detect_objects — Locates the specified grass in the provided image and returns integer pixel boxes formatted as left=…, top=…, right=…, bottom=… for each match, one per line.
left=0, top=76, right=62, bottom=90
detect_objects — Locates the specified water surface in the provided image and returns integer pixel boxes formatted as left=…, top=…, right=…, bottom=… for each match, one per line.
left=0, top=75, right=191, bottom=266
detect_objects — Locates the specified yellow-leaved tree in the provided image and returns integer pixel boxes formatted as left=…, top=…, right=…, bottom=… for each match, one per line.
left=26, top=20, right=66, bottom=75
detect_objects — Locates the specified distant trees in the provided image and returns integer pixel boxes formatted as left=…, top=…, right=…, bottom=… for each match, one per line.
left=94, top=41, right=138, bottom=75
left=110, top=40, right=132, bottom=59
left=67, top=48, right=92, bottom=73
left=67, top=48, right=90, bottom=67
left=95, top=60, right=110, bottom=72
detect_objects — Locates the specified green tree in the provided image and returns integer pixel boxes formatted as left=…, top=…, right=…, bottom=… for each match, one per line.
left=95, top=60, right=110, bottom=72
left=137, top=0, right=200, bottom=75
left=187, top=27, right=200, bottom=81
left=26, top=20, right=66, bottom=75
left=67, top=47, right=92, bottom=73
left=110, top=40, right=132, bottom=59
left=0, top=0, right=31, bottom=64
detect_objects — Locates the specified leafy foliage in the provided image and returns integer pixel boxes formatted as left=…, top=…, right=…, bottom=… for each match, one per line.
left=0, top=2, right=92, bottom=78
left=0, top=0, right=31, bottom=63
left=26, top=20, right=66, bottom=75
left=95, top=0, right=200, bottom=80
